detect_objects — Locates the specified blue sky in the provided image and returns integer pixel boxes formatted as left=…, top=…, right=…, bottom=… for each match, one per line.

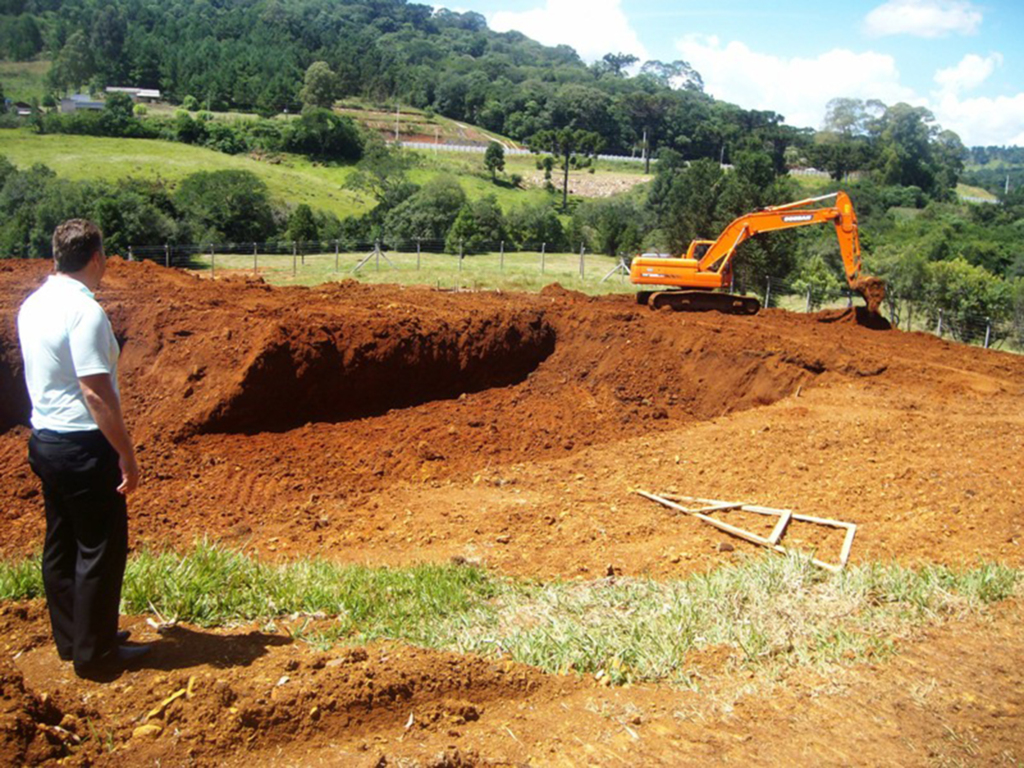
left=444, top=0, right=1024, bottom=147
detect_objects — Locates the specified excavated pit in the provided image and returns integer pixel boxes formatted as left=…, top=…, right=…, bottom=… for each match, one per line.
left=196, top=311, right=557, bottom=434
left=10, top=258, right=1002, bottom=568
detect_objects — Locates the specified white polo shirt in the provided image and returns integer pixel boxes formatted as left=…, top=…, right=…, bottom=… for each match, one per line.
left=17, top=274, right=120, bottom=432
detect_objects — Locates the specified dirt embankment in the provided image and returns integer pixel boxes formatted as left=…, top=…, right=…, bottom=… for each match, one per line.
left=1, top=258, right=1022, bottom=571
left=1, top=259, right=1023, bottom=764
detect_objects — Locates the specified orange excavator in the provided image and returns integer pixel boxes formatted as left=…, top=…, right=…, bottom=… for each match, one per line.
left=630, top=191, right=885, bottom=314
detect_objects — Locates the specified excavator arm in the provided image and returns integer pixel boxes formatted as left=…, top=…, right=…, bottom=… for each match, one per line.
left=696, top=192, right=863, bottom=284
left=631, top=191, right=884, bottom=314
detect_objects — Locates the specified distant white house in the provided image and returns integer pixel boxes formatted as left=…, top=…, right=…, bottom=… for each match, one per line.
left=105, top=86, right=162, bottom=102
left=60, top=94, right=104, bottom=113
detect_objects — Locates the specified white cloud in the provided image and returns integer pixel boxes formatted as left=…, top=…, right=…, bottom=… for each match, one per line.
left=675, top=35, right=917, bottom=131
left=675, top=36, right=1024, bottom=146
left=864, top=0, right=982, bottom=39
left=488, top=0, right=647, bottom=63
left=934, top=53, right=1002, bottom=96
left=932, top=92, right=1024, bottom=146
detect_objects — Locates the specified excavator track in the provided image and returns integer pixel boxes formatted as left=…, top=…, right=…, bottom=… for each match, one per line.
left=638, top=290, right=761, bottom=315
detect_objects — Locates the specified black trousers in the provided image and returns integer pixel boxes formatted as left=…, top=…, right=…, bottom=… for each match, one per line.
left=27, top=429, right=127, bottom=669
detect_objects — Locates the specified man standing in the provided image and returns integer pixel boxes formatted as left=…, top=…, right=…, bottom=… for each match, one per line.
left=17, top=219, right=149, bottom=677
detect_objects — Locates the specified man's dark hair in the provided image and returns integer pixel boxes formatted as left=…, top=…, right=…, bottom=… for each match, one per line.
left=52, top=219, right=104, bottom=273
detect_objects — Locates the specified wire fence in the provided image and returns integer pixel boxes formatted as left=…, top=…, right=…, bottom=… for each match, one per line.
left=124, top=238, right=623, bottom=283
left=9, top=240, right=1021, bottom=354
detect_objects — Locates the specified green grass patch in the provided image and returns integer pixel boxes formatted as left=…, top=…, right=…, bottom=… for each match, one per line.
left=0, top=543, right=1017, bottom=685
left=0, top=60, right=50, bottom=103
left=0, top=129, right=599, bottom=218
left=956, top=183, right=998, bottom=201
left=0, top=129, right=369, bottom=219
left=192, top=248, right=637, bottom=295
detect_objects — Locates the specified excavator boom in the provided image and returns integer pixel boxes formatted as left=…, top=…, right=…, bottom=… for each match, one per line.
left=631, top=191, right=884, bottom=314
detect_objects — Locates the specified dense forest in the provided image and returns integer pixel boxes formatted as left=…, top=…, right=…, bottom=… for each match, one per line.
left=0, top=0, right=1021, bottom=345
left=0, top=0, right=970, bottom=197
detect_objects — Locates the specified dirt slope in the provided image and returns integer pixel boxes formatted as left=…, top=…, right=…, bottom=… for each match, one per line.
left=1, top=259, right=1022, bottom=765
left=1, top=258, right=1021, bottom=573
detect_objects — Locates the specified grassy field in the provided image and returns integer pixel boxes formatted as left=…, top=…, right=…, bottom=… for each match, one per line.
left=956, top=182, right=998, bottom=201
left=0, top=129, right=370, bottom=218
left=0, top=128, right=641, bottom=216
left=0, top=59, right=49, bottom=102
left=186, top=247, right=637, bottom=295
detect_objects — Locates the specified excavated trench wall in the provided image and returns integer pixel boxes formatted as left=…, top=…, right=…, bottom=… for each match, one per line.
left=194, top=309, right=557, bottom=434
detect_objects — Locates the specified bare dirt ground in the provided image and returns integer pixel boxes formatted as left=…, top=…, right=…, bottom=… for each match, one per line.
left=0, top=258, right=1022, bottom=765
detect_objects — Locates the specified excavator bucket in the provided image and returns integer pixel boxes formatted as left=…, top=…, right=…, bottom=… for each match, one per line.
left=851, top=275, right=886, bottom=314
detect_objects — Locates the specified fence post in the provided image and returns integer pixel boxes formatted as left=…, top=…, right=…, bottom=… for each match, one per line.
left=253, top=242, right=258, bottom=275
left=416, top=238, right=421, bottom=271
left=210, top=243, right=215, bottom=279
left=765, top=275, right=771, bottom=307
left=335, top=239, right=339, bottom=272
left=936, top=308, right=943, bottom=337
left=805, top=286, right=812, bottom=313
left=984, top=318, right=992, bottom=349
left=164, top=244, right=170, bottom=269
left=579, top=243, right=586, bottom=279
left=540, top=242, right=546, bottom=274
left=458, top=239, right=464, bottom=271
left=499, top=240, right=504, bottom=272
left=292, top=241, right=297, bottom=277
left=128, top=245, right=134, bottom=262
left=300, top=240, right=305, bottom=266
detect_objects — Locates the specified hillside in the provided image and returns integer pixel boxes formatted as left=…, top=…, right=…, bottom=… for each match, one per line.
left=0, top=119, right=653, bottom=216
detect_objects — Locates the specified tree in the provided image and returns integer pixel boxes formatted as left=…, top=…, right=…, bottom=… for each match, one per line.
left=90, top=6, right=127, bottom=84
left=822, top=98, right=885, bottom=137
left=527, top=128, right=603, bottom=210
left=383, top=176, right=466, bottom=244
left=572, top=197, right=643, bottom=257
left=48, top=31, right=93, bottom=95
left=101, top=91, right=137, bottom=137
left=300, top=61, right=339, bottom=110
left=922, top=257, right=1009, bottom=343
left=284, top=108, right=363, bottom=161
left=445, top=196, right=507, bottom=253
left=617, top=92, right=670, bottom=173
left=173, top=170, right=277, bottom=243
left=870, top=243, right=928, bottom=329
left=287, top=204, right=319, bottom=243
left=506, top=203, right=567, bottom=250
left=792, top=253, right=844, bottom=311
left=484, top=141, right=505, bottom=180
left=596, top=53, right=638, bottom=78
left=344, top=141, right=416, bottom=211
left=640, top=60, right=704, bottom=91
left=646, top=154, right=724, bottom=253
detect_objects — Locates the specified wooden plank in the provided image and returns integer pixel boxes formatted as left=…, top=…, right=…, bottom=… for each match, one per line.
left=640, top=492, right=774, bottom=547
left=692, top=503, right=744, bottom=514
left=638, top=491, right=848, bottom=573
left=791, top=513, right=854, bottom=529
left=768, top=510, right=792, bottom=545
left=839, top=523, right=857, bottom=566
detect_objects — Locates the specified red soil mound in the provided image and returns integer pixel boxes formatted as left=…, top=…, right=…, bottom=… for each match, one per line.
left=1, top=259, right=1022, bottom=575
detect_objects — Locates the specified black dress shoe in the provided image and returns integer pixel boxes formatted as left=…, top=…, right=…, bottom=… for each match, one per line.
left=60, top=630, right=132, bottom=661
left=113, top=643, right=151, bottom=664
left=74, top=644, right=152, bottom=679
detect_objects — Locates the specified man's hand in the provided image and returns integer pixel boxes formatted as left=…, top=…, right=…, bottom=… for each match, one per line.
left=118, top=453, right=140, bottom=495
left=79, top=373, right=139, bottom=494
